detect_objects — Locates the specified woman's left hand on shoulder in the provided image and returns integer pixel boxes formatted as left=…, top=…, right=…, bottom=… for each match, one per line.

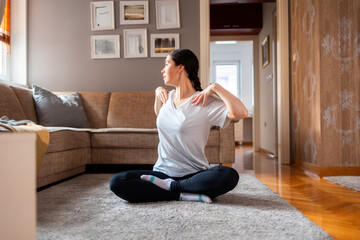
left=191, top=84, right=215, bottom=106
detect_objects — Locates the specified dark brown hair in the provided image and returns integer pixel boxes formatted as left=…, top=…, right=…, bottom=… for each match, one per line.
left=169, top=49, right=202, bottom=91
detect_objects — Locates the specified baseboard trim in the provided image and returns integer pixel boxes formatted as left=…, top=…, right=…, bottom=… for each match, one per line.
left=235, top=141, right=253, bottom=146
left=220, top=163, right=232, bottom=168
left=293, top=160, right=360, bottom=177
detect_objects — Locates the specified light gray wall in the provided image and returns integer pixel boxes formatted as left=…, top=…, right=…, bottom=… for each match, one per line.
left=258, top=2, right=276, bottom=153
left=28, top=0, right=200, bottom=92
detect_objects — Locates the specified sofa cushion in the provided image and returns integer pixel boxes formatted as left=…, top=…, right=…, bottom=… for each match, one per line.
left=205, top=147, right=220, bottom=164
left=10, top=86, right=38, bottom=123
left=33, top=85, right=89, bottom=128
left=46, top=130, right=90, bottom=153
left=91, top=131, right=159, bottom=148
left=206, top=129, right=220, bottom=147
left=38, top=149, right=90, bottom=179
left=91, top=128, right=218, bottom=148
left=91, top=148, right=158, bottom=164
left=107, top=91, right=157, bottom=128
left=0, top=84, right=27, bottom=120
left=79, top=92, right=111, bottom=128
left=91, top=128, right=157, bottom=133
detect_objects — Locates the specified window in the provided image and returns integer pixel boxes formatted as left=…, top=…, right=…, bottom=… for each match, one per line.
left=213, top=61, right=241, bottom=97
left=0, top=39, right=10, bottom=81
left=0, top=0, right=10, bottom=81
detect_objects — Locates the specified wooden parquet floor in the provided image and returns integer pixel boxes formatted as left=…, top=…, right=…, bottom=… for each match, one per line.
left=234, top=145, right=360, bottom=240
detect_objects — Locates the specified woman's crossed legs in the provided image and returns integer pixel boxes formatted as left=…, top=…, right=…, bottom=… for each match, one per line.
left=109, top=166, right=239, bottom=203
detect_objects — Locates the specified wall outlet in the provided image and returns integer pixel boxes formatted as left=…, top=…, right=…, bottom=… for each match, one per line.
left=266, top=74, right=273, bottom=82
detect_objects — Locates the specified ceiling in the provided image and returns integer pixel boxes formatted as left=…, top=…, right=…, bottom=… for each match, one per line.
left=210, top=0, right=276, bottom=36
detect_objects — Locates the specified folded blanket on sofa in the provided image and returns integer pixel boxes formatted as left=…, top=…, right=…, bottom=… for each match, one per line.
left=0, top=116, right=49, bottom=172
left=0, top=116, right=36, bottom=126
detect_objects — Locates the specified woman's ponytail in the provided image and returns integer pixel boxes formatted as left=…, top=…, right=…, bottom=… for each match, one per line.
left=169, top=49, right=203, bottom=91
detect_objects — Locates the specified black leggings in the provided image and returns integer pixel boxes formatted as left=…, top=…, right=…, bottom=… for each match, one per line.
left=109, top=166, right=239, bottom=203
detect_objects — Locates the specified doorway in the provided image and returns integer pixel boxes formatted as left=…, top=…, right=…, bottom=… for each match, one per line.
left=208, top=2, right=280, bottom=172
left=210, top=39, right=255, bottom=172
left=210, top=40, right=253, bottom=109
left=200, top=0, right=290, bottom=165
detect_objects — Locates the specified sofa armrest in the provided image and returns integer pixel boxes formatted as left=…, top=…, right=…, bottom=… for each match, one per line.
left=219, top=122, right=235, bottom=164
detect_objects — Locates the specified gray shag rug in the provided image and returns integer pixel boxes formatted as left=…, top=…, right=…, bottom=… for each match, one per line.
left=37, top=174, right=332, bottom=240
left=324, top=176, right=360, bottom=191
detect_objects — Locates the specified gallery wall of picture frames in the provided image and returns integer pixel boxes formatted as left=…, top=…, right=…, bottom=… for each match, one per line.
left=90, top=0, right=181, bottom=59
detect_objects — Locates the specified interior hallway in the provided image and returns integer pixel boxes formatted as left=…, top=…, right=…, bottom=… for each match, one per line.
left=233, top=145, right=360, bottom=240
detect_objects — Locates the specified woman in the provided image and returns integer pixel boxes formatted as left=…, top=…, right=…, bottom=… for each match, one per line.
left=110, top=49, right=248, bottom=203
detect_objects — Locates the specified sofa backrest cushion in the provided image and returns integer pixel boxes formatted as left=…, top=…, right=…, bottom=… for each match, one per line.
left=10, top=85, right=38, bottom=123
left=33, top=85, right=89, bottom=128
left=79, top=92, right=111, bottom=128
left=0, top=84, right=27, bottom=121
left=107, top=91, right=156, bottom=128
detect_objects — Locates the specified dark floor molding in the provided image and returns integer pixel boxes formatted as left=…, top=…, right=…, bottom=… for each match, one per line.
left=293, top=160, right=360, bottom=177
left=235, top=141, right=253, bottom=146
left=37, top=173, right=83, bottom=192
left=258, top=148, right=274, bottom=155
left=37, top=164, right=154, bottom=191
left=86, top=164, right=153, bottom=173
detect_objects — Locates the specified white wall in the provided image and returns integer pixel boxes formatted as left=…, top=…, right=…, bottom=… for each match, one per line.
left=10, top=0, right=27, bottom=86
left=209, top=41, right=253, bottom=114
left=258, top=2, right=276, bottom=153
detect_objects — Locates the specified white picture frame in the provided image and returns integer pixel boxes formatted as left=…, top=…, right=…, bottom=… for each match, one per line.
left=123, top=29, right=148, bottom=58
left=155, top=0, right=180, bottom=29
left=91, top=35, right=120, bottom=59
left=150, top=34, right=180, bottom=57
left=120, top=1, right=149, bottom=25
left=90, top=1, right=115, bottom=31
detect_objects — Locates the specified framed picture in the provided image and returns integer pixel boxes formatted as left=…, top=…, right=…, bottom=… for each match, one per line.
left=155, top=0, right=180, bottom=29
left=262, top=36, right=270, bottom=68
left=91, top=35, right=120, bottom=59
left=150, top=34, right=179, bottom=57
left=90, top=1, right=115, bottom=31
left=123, top=29, right=148, bottom=58
left=120, top=1, right=149, bottom=25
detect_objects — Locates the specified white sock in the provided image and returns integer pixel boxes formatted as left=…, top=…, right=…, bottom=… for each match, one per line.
left=140, top=175, right=174, bottom=191
left=179, top=192, right=212, bottom=204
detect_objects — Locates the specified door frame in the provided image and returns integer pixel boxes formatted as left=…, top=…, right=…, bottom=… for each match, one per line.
left=199, top=0, right=290, bottom=164
left=209, top=36, right=259, bottom=153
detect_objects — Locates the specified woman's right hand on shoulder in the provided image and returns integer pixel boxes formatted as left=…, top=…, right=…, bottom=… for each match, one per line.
left=155, top=87, right=169, bottom=104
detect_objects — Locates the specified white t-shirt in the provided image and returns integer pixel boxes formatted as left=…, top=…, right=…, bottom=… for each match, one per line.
left=153, top=90, right=231, bottom=177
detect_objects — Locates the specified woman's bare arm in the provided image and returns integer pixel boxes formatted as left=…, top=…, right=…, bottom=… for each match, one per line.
left=154, top=87, right=169, bottom=116
left=192, top=83, right=248, bottom=120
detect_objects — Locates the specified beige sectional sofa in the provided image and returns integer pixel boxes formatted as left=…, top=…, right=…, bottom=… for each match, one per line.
left=0, top=83, right=235, bottom=188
